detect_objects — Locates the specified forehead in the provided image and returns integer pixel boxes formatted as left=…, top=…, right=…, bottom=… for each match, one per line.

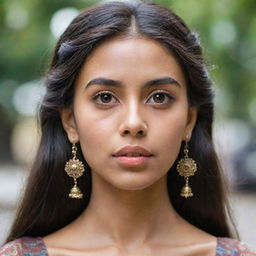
left=77, top=37, right=187, bottom=87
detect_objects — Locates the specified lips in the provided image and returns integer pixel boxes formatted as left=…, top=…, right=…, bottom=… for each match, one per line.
left=113, top=145, right=153, bottom=157
left=112, top=145, right=153, bottom=167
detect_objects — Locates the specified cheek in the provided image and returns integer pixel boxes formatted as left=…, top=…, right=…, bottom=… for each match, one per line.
left=74, top=108, right=116, bottom=164
left=160, top=114, right=186, bottom=144
left=151, top=107, right=188, bottom=166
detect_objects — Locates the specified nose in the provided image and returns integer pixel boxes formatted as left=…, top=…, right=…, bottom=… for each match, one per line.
left=119, top=102, right=148, bottom=137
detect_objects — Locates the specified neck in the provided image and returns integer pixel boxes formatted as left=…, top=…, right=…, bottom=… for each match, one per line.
left=77, top=173, right=182, bottom=249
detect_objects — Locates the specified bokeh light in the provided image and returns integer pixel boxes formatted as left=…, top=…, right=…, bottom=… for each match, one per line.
left=12, top=80, right=45, bottom=116
left=5, top=3, right=29, bottom=30
left=211, top=20, right=237, bottom=45
left=50, top=7, right=79, bottom=39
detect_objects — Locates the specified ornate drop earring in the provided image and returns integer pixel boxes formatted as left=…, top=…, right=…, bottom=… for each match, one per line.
left=176, top=136, right=197, bottom=198
left=65, top=141, right=85, bottom=199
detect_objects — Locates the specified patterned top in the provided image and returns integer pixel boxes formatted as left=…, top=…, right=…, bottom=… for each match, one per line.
left=0, top=236, right=255, bottom=255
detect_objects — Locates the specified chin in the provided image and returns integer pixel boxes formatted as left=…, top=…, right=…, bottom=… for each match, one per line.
left=110, top=175, right=161, bottom=191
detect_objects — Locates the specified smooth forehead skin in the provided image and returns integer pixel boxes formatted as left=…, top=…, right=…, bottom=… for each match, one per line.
left=75, top=37, right=187, bottom=94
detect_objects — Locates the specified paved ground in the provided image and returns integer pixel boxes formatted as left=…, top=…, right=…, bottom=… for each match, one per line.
left=0, top=165, right=255, bottom=248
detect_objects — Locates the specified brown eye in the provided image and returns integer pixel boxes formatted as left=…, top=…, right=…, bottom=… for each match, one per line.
left=148, top=91, right=174, bottom=105
left=153, top=93, right=166, bottom=103
left=93, top=92, right=118, bottom=105
left=100, top=93, right=112, bottom=103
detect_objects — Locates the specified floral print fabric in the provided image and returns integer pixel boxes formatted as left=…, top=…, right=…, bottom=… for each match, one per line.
left=0, top=236, right=255, bottom=255
left=0, top=237, right=47, bottom=256
left=216, top=237, right=256, bottom=256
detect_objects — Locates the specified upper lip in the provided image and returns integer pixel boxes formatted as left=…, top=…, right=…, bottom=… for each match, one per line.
left=113, top=145, right=153, bottom=157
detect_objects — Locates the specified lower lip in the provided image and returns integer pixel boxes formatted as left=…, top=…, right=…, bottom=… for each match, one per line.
left=113, top=156, right=151, bottom=166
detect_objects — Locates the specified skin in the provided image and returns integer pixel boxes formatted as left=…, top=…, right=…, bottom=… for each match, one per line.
left=44, top=37, right=217, bottom=255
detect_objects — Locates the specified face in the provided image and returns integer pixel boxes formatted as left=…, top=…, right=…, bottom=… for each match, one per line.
left=62, top=37, right=197, bottom=191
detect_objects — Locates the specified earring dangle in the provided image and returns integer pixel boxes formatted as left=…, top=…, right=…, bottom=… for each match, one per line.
left=65, top=141, right=85, bottom=199
left=176, top=137, right=197, bottom=198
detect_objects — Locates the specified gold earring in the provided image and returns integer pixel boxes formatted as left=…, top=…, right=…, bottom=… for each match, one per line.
left=176, top=137, right=197, bottom=198
left=65, top=141, right=85, bottom=199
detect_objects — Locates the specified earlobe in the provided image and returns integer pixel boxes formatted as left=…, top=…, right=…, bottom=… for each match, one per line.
left=60, top=108, right=79, bottom=142
left=183, top=107, right=198, bottom=140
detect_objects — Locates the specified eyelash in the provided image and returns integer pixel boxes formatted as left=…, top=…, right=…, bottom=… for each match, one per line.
left=92, top=90, right=175, bottom=107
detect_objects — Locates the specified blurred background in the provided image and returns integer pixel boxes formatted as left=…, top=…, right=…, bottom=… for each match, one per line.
left=0, top=0, right=255, bottom=248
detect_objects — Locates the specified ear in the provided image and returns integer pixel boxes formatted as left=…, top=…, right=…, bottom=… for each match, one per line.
left=183, top=107, right=198, bottom=141
left=60, top=108, right=79, bottom=142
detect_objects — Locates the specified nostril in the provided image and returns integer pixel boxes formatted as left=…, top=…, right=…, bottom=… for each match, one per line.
left=138, top=130, right=144, bottom=135
left=122, top=129, right=145, bottom=136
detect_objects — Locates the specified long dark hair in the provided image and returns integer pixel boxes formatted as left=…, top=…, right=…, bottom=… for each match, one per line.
left=6, top=1, right=237, bottom=243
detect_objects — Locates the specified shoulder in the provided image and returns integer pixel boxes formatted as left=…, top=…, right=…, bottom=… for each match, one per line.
left=0, top=237, right=47, bottom=256
left=216, top=237, right=256, bottom=256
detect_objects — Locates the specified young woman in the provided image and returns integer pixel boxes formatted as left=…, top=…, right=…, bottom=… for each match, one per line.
left=1, top=1, right=255, bottom=255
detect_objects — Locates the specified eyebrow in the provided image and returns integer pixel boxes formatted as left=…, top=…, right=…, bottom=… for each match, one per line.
left=85, top=76, right=181, bottom=89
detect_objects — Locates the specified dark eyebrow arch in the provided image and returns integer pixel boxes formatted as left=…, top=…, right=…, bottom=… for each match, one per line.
left=85, top=76, right=180, bottom=89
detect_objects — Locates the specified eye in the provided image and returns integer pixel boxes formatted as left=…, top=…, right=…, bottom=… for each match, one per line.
left=147, top=91, right=174, bottom=105
left=92, top=91, right=118, bottom=105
